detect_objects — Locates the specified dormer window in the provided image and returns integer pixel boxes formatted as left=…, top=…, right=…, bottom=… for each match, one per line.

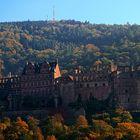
left=40, top=62, right=50, bottom=73
left=25, top=62, right=35, bottom=75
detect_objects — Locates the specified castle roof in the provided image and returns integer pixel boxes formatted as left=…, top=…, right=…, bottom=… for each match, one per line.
left=22, top=61, right=61, bottom=77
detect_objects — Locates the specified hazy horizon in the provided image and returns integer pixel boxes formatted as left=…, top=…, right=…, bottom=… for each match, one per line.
left=0, top=19, right=138, bottom=26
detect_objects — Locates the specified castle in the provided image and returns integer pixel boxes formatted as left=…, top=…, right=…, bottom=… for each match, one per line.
left=1, top=60, right=140, bottom=112
left=0, top=61, right=61, bottom=111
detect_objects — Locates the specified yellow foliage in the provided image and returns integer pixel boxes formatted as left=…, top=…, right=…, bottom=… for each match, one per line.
left=22, top=33, right=32, bottom=41
left=112, top=117, right=121, bottom=124
left=93, top=120, right=113, bottom=136
left=46, top=135, right=57, bottom=140
left=85, top=44, right=100, bottom=53
left=37, top=49, right=55, bottom=58
left=115, top=122, right=140, bottom=139
left=4, top=39, right=22, bottom=48
left=89, top=131, right=98, bottom=139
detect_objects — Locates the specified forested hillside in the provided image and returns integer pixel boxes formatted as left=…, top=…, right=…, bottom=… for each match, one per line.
left=1, top=20, right=140, bottom=75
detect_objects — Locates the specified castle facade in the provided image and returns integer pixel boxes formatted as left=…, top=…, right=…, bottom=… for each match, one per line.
left=0, top=61, right=61, bottom=110
left=1, top=61, right=140, bottom=111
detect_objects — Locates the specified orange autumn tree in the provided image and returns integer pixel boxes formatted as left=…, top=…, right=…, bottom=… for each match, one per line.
left=92, top=120, right=114, bottom=138
left=114, top=122, right=140, bottom=139
left=46, top=135, right=57, bottom=140
left=67, top=115, right=93, bottom=140
left=77, top=115, right=88, bottom=127
left=34, top=127, right=44, bottom=140
left=111, top=108, right=133, bottom=127
left=43, top=114, right=64, bottom=137
left=4, top=117, right=33, bottom=140
left=27, top=116, right=44, bottom=140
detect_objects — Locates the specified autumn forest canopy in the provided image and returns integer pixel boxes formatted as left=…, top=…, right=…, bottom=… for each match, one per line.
left=1, top=108, right=140, bottom=140
left=1, top=20, right=140, bottom=75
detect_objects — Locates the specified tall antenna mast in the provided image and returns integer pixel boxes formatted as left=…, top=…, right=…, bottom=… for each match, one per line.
left=53, top=5, right=55, bottom=21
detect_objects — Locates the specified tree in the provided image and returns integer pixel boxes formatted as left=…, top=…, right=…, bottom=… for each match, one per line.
left=43, top=114, right=64, bottom=137
left=76, top=115, right=88, bottom=127
left=4, top=117, right=33, bottom=140
left=34, top=127, right=44, bottom=140
left=92, top=120, right=114, bottom=138
left=114, top=122, right=140, bottom=139
left=27, top=116, right=39, bottom=132
left=46, top=135, right=56, bottom=140
left=110, top=107, right=133, bottom=126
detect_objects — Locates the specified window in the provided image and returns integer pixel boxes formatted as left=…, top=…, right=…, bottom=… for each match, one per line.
left=125, top=89, right=128, bottom=93
left=95, top=83, right=98, bottom=87
left=48, top=89, right=50, bottom=93
left=130, top=74, right=133, bottom=78
left=87, top=84, right=89, bottom=88
left=80, top=84, right=83, bottom=88
left=103, top=83, right=106, bottom=86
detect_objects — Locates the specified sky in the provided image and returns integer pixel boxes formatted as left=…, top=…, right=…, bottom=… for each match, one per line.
left=0, top=0, right=140, bottom=24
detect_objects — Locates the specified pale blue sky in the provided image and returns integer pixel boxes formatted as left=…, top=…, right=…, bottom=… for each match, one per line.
left=0, top=0, right=140, bottom=24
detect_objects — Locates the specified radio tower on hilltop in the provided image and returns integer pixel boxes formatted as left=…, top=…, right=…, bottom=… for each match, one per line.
left=53, top=5, right=55, bottom=21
